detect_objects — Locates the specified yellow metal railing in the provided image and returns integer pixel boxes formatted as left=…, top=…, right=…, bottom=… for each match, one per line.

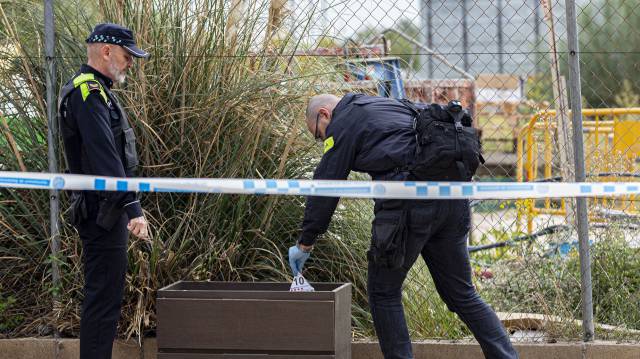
left=516, top=108, right=640, bottom=233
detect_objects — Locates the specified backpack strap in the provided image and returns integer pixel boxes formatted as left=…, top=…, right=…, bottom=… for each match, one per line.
left=398, top=98, right=420, bottom=117
left=444, top=101, right=467, bottom=178
left=397, top=98, right=423, bottom=162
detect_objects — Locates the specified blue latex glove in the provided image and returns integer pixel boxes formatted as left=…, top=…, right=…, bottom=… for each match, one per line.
left=288, top=244, right=311, bottom=276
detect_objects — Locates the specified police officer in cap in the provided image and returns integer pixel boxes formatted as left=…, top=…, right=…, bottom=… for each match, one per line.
left=288, top=93, right=518, bottom=359
left=58, top=23, right=150, bottom=359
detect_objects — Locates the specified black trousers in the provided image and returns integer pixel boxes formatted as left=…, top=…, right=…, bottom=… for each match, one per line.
left=368, top=199, right=518, bottom=359
left=77, top=214, right=128, bottom=359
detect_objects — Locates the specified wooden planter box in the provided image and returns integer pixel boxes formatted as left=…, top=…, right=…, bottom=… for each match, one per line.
left=157, top=281, right=352, bottom=359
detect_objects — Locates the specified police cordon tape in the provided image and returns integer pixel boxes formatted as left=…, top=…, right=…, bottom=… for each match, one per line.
left=2, top=171, right=640, bottom=200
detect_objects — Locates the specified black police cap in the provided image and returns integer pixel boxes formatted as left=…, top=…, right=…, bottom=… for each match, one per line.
left=86, top=23, right=149, bottom=59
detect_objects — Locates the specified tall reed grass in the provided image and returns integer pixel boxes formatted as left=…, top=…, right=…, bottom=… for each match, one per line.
left=0, top=0, right=376, bottom=339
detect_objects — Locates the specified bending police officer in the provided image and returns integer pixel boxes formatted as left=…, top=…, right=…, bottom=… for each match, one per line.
left=289, top=93, right=519, bottom=359
left=58, top=23, right=150, bottom=359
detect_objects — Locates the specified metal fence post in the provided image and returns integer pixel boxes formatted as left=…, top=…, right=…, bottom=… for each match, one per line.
left=419, top=0, right=434, bottom=78
left=533, top=0, right=542, bottom=73
left=565, top=0, right=595, bottom=342
left=496, top=0, right=504, bottom=73
left=44, top=0, right=61, bottom=336
left=461, top=0, right=469, bottom=72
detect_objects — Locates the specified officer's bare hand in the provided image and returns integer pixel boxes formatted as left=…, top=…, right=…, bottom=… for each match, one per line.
left=127, top=216, right=149, bottom=240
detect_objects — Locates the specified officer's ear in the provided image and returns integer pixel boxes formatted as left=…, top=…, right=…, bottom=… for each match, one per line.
left=100, top=44, right=113, bottom=60
left=318, top=107, right=332, bottom=122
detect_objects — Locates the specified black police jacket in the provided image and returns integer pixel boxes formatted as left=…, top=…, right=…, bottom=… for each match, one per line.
left=58, top=64, right=142, bottom=227
left=299, top=93, right=418, bottom=246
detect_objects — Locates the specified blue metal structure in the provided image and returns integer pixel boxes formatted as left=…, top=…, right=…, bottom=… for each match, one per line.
left=344, top=57, right=406, bottom=99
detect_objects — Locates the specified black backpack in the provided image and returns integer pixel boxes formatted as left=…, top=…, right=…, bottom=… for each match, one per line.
left=400, top=99, right=484, bottom=181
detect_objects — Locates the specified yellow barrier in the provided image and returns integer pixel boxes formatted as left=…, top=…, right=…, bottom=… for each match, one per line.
left=516, top=108, right=640, bottom=233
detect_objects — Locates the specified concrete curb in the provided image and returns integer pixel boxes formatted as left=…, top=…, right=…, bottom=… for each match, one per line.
left=1, top=338, right=639, bottom=358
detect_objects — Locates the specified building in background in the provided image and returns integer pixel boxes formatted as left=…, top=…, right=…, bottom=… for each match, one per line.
left=419, top=0, right=549, bottom=79
left=286, top=0, right=591, bottom=80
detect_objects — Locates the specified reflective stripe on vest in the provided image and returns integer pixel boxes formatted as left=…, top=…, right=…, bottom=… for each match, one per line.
left=72, top=73, right=109, bottom=104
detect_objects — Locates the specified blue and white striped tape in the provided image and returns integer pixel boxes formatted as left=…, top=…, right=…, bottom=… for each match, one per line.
left=1, top=171, right=640, bottom=199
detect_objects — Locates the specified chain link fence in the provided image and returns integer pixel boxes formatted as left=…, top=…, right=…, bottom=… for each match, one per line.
left=1, top=0, right=639, bottom=345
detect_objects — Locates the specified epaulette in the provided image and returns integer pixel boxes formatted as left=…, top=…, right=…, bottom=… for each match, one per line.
left=72, top=73, right=109, bottom=104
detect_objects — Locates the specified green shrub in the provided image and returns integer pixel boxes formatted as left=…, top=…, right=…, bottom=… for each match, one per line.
left=0, top=295, right=24, bottom=333
left=479, top=227, right=640, bottom=340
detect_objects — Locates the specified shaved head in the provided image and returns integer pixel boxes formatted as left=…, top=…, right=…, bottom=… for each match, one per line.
left=304, top=94, right=341, bottom=140
left=305, top=94, right=341, bottom=125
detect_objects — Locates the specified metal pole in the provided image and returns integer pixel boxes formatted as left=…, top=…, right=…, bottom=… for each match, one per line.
left=534, top=0, right=541, bottom=73
left=427, top=1, right=434, bottom=77
left=44, top=0, right=61, bottom=336
left=419, top=0, right=433, bottom=78
left=461, top=0, right=469, bottom=72
left=497, top=0, right=504, bottom=73
left=380, top=28, right=474, bottom=79
left=420, top=0, right=435, bottom=78
left=565, top=0, right=595, bottom=341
